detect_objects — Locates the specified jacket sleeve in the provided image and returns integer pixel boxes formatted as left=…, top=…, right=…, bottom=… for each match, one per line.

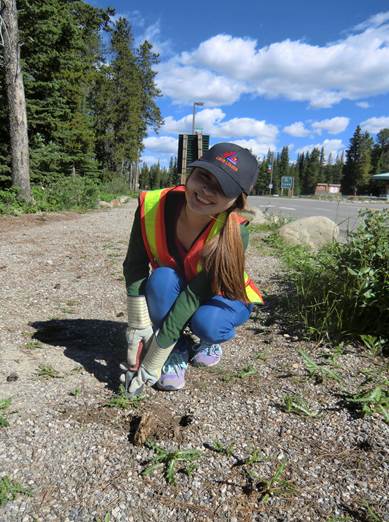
left=156, top=223, right=250, bottom=348
left=122, top=205, right=150, bottom=297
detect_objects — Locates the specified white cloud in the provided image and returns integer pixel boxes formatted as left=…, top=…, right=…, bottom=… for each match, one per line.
left=162, top=109, right=278, bottom=143
left=137, top=20, right=173, bottom=56
left=231, top=139, right=276, bottom=158
left=356, top=101, right=370, bottom=109
left=353, top=11, right=389, bottom=31
left=296, top=139, right=344, bottom=158
left=143, top=136, right=177, bottom=153
left=157, top=12, right=389, bottom=107
left=157, top=62, right=247, bottom=106
left=283, top=121, right=310, bottom=137
left=360, top=116, right=389, bottom=134
left=312, top=117, right=350, bottom=135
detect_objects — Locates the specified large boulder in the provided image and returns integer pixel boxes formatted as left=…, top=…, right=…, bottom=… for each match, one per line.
left=98, top=200, right=112, bottom=208
left=279, top=216, right=339, bottom=249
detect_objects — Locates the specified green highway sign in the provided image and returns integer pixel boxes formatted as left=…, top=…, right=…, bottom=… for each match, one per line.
left=281, top=176, right=294, bottom=189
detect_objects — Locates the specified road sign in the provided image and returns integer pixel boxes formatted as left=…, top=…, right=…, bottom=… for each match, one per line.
left=268, top=183, right=273, bottom=189
left=281, top=176, right=294, bottom=189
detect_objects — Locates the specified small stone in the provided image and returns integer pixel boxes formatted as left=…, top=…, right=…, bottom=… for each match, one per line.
left=54, top=283, right=61, bottom=289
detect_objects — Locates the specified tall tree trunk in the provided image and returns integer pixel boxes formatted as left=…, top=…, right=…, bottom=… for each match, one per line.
left=2, top=0, right=31, bottom=201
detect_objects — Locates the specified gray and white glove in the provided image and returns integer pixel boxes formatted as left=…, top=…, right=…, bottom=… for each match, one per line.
left=126, top=334, right=176, bottom=397
left=124, top=295, right=153, bottom=375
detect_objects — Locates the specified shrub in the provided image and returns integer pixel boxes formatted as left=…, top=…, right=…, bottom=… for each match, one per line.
left=277, top=210, right=389, bottom=345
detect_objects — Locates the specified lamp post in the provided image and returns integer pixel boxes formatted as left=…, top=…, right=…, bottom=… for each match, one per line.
left=192, top=101, right=204, bottom=135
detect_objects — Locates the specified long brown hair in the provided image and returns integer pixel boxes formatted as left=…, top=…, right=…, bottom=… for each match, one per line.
left=202, top=193, right=249, bottom=302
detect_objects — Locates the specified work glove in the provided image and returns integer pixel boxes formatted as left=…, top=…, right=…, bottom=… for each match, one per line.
left=123, top=295, right=153, bottom=380
left=126, top=334, right=175, bottom=397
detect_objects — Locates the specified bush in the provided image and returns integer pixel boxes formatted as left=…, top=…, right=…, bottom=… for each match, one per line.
left=276, top=209, right=389, bottom=345
left=0, top=177, right=100, bottom=214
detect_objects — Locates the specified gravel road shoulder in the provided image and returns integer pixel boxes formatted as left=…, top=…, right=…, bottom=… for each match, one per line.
left=0, top=202, right=387, bottom=521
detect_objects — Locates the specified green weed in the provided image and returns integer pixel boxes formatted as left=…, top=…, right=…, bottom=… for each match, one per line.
left=104, top=385, right=144, bottom=409
left=142, top=440, right=201, bottom=485
left=209, top=440, right=236, bottom=457
left=251, top=461, right=295, bottom=503
left=241, top=448, right=268, bottom=466
left=344, top=384, right=388, bottom=423
left=282, top=394, right=318, bottom=417
left=0, top=398, right=12, bottom=428
left=0, top=476, right=31, bottom=507
left=360, top=335, right=387, bottom=357
left=23, top=340, right=43, bottom=350
left=35, top=365, right=62, bottom=379
left=69, top=388, right=81, bottom=397
left=235, top=365, right=257, bottom=379
left=299, top=350, right=342, bottom=383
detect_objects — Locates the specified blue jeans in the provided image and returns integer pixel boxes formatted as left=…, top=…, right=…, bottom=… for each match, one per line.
left=145, top=267, right=253, bottom=344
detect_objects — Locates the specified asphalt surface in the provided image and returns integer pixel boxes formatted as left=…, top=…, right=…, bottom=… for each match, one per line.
left=248, top=195, right=388, bottom=235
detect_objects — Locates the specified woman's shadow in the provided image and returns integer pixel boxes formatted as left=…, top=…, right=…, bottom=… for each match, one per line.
left=30, top=318, right=127, bottom=391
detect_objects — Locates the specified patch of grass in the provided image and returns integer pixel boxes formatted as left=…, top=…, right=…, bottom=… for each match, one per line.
left=142, top=441, right=201, bottom=485
left=69, top=388, right=81, bottom=397
left=0, top=476, right=31, bottom=507
left=104, top=385, right=144, bottom=409
left=299, top=349, right=342, bottom=384
left=282, top=393, right=318, bottom=417
left=344, top=383, right=388, bottom=423
left=35, top=365, right=62, bottom=379
left=0, top=398, right=12, bottom=428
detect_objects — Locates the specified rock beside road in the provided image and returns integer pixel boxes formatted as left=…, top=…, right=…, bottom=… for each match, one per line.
left=279, top=215, right=339, bottom=249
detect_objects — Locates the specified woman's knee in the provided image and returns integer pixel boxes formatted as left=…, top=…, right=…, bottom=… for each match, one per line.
left=191, top=307, right=235, bottom=344
left=145, top=267, right=184, bottom=327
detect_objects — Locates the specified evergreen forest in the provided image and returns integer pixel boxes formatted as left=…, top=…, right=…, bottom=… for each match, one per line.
left=0, top=1, right=388, bottom=210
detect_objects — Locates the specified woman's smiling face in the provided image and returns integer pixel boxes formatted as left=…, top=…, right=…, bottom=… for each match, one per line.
left=185, top=168, right=238, bottom=216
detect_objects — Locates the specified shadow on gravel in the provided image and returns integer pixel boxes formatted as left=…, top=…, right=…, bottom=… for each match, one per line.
left=30, top=319, right=127, bottom=391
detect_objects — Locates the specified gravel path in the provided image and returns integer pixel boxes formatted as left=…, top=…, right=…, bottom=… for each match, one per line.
left=0, top=202, right=388, bottom=521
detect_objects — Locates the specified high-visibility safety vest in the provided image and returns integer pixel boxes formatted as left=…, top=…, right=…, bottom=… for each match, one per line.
left=139, top=186, right=264, bottom=304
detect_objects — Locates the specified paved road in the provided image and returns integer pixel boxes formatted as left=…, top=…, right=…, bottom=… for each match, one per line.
left=248, top=195, right=388, bottom=235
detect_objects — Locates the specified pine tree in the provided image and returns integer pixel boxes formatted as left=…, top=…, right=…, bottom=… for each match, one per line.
left=342, top=126, right=373, bottom=195
left=302, top=148, right=320, bottom=194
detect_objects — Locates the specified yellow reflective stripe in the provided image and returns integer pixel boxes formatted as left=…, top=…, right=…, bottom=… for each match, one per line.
left=143, top=189, right=164, bottom=264
left=244, top=272, right=264, bottom=304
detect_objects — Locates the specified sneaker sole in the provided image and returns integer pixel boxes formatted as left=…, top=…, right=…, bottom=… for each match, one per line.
left=190, top=359, right=221, bottom=368
left=156, top=382, right=186, bottom=391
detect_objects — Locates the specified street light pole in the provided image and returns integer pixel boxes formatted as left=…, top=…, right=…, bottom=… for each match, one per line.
left=192, top=101, right=204, bottom=134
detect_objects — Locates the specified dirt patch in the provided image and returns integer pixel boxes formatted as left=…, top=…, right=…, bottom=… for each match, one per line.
left=0, top=210, right=82, bottom=233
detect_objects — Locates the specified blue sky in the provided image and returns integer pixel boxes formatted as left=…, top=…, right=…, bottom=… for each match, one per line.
left=91, top=0, right=389, bottom=166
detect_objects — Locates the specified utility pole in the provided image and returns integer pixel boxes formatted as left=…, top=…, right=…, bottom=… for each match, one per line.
left=192, top=101, right=204, bottom=135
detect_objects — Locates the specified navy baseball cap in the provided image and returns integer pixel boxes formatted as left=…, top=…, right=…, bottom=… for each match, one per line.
left=188, top=142, right=259, bottom=198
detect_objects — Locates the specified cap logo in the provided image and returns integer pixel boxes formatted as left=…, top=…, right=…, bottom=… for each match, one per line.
left=215, top=151, right=239, bottom=172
